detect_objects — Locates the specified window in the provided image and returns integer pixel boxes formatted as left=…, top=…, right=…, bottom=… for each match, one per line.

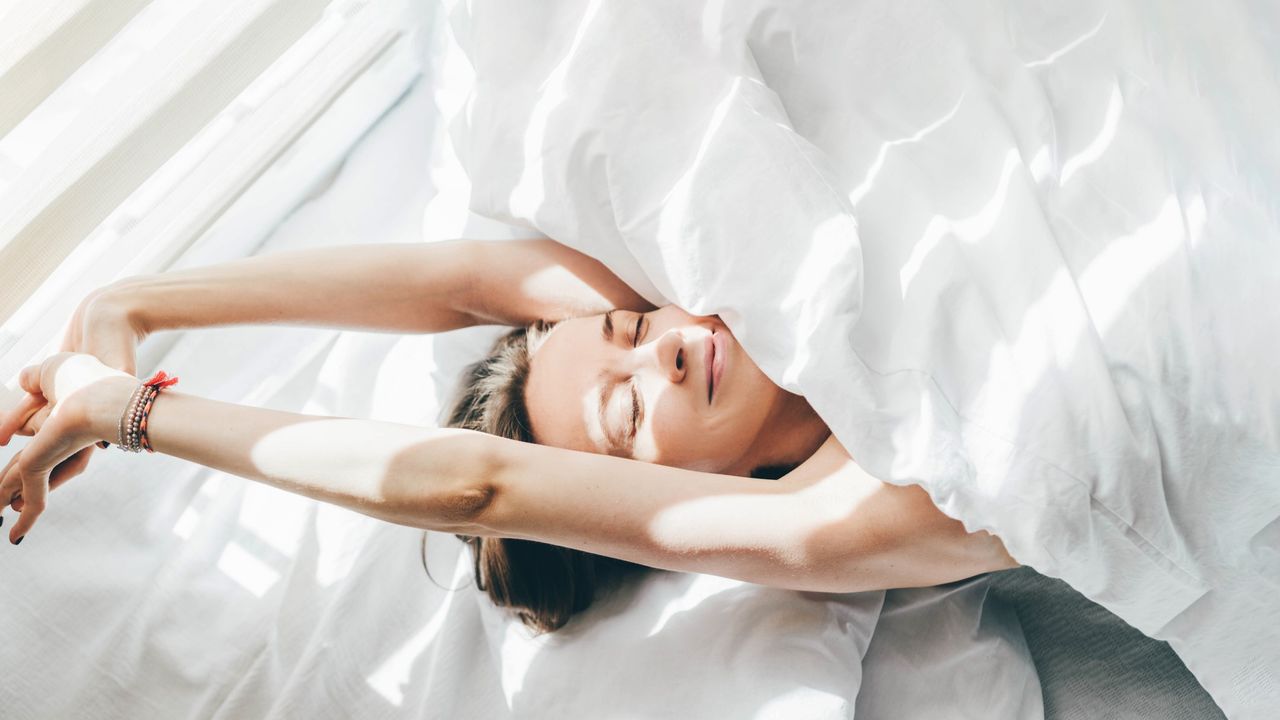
left=0, top=0, right=430, bottom=386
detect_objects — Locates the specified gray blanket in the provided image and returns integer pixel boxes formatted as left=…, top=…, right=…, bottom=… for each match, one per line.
left=989, top=568, right=1224, bottom=719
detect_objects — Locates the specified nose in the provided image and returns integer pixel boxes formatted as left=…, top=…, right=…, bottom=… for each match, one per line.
left=650, top=329, right=687, bottom=384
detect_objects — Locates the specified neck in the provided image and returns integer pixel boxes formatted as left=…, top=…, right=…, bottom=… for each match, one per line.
left=735, top=392, right=831, bottom=476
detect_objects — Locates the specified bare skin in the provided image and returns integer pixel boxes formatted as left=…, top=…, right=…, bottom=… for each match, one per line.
left=0, top=237, right=1017, bottom=590
left=525, top=305, right=831, bottom=476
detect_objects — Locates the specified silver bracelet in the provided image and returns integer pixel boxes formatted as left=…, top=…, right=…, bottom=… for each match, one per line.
left=128, top=386, right=157, bottom=453
left=111, top=370, right=180, bottom=454
left=116, top=382, right=147, bottom=453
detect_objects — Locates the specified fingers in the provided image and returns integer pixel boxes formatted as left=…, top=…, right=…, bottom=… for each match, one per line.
left=0, top=449, right=21, bottom=511
left=0, top=392, right=46, bottom=446
left=2, top=361, right=49, bottom=446
left=17, top=363, right=43, bottom=395
left=9, top=468, right=47, bottom=544
left=4, top=411, right=77, bottom=544
left=1, top=362, right=49, bottom=446
left=4, top=443, right=94, bottom=514
left=49, top=446, right=93, bottom=493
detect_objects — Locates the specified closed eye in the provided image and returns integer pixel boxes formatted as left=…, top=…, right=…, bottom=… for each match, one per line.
left=632, top=314, right=645, bottom=347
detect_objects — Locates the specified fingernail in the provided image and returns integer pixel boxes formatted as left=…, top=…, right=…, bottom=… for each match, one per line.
left=0, top=515, right=4, bottom=527
left=13, top=535, right=22, bottom=545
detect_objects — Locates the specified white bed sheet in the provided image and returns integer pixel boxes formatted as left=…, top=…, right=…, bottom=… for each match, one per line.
left=0, top=27, right=1043, bottom=720
left=447, top=2, right=1280, bottom=717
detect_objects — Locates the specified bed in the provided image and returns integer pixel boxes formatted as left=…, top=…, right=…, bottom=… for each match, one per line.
left=447, top=0, right=1277, bottom=716
left=1, top=1, right=1264, bottom=717
left=0, top=67, right=1044, bottom=720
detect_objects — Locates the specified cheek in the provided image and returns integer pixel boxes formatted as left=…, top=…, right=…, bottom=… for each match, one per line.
left=662, top=415, right=749, bottom=470
left=645, top=409, right=722, bottom=471
left=648, top=410, right=694, bottom=454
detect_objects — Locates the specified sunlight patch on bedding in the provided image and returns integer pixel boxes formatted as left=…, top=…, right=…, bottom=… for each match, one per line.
left=1079, top=195, right=1186, bottom=334
left=758, top=688, right=844, bottom=718
left=649, top=75, right=744, bottom=293
left=1059, top=83, right=1123, bottom=185
left=848, top=92, right=966, bottom=207
left=1022, top=13, right=1109, bottom=69
left=216, top=541, right=280, bottom=598
left=371, top=335, right=439, bottom=425
left=899, top=148, right=1021, bottom=296
left=972, top=268, right=1082, bottom=495
left=500, top=612, right=548, bottom=707
left=313, top=503, right=367, bottom=587
left=972, top=196, right=1185, bottom=494
left=888, top=388, right=953, bottom=481
left=780, top=214, right=860, bottom=385
left=172, top=505, right=201, bottom=539
left=171, top=473, right=221, bottom=539
left=420, top=125, right=473, bottom=240
left=658, top=76, right=742, bottom=209
left=365, top=552, right=469, bottom=707
left=1028, top=146, right=1052, bottom=184
left=509, top=0, right=603, bottom=218
left=239, top=483, right=307, bottom=556
left=699, top=0, right=726, bottom=54
left=646, top=575, right=742, bottom=638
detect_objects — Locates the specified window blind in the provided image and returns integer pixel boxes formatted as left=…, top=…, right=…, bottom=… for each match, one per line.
left=0, top=0, right=426, bottom=392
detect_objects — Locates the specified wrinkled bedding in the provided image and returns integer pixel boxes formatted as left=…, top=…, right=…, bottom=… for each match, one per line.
left=446, top=2, right=1280, bottom=717
left=0, top=39, right=1043, bottom=720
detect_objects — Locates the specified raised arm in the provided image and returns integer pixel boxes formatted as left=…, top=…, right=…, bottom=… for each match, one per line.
left=482, top=433, right=1018, bottom=592
left=103, top=238, right=655, bottom=336
left=67, top=379, right=1013, bottom=593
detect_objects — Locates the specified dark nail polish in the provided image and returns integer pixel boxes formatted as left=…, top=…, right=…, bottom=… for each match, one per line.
left=14, top=535, right=23, bottom=545
left=0, top=515, right=4, bottom=527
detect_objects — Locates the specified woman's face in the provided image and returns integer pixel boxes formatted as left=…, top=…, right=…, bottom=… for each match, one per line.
left=524, top=305, right=791, bottom=474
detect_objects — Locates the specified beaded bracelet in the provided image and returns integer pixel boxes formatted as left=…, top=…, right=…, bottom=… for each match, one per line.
left=95, top=370, right=180, bottom=453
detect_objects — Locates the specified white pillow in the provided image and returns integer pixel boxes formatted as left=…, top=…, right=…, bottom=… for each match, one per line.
left=447, top=0, right=864, bottom=393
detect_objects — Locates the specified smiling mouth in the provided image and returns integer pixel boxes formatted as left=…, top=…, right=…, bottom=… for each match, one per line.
left=707, top=330, right=716, bottom=404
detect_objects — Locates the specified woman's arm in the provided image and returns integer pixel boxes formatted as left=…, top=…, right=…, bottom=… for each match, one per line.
left=482, top=434, right=1019, bottom=593
left=80, top=381, right=1014, bottom=592
left=82, top=376, right=496, bottom=532
left=104, top=239, right=655, bottom=336
left=462, top=238, right=657, bottom=325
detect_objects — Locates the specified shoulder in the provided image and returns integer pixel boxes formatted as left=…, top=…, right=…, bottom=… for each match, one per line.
left=779, top=434, right=1020, bottom=590
left=776, top=434, right=855, bottom=490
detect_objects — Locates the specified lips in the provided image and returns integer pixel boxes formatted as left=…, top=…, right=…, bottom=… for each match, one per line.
left=706, top=331, right=716, bottom=404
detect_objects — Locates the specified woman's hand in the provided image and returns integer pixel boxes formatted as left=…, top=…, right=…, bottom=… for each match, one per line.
left=61, top=283, right=148, bottom=378
left=0, top=286, right=147, bottom=478
left=0, top=352, right=135, bottom=544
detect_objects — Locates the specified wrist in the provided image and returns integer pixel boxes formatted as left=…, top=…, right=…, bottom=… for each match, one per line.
left=96, top=277, right=157, bottom=337
left=82, top=375, right=142, bottom=445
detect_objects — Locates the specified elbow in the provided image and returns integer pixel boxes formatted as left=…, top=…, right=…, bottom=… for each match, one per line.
left=443, top=483, right=497, bottom=531
left=411, top=429, right=502, bottom=534
left=448, top=435, right=503, bottom=533
left=425, top=476, right=498, bottom=536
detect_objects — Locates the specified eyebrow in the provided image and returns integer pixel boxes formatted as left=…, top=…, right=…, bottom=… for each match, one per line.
left=601, top=309, right=616, bottom=343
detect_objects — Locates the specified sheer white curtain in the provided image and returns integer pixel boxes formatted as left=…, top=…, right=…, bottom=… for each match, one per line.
left=0, top=0, right=432, bottom=405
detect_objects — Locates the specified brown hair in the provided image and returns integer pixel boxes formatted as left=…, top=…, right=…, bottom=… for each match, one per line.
left=431, top=320, right=650, bottom=635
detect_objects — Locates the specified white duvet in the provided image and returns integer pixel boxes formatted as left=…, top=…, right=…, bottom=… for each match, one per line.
left=0, top=48, right=1043, bottom=719
left=447, top=1, right=1280, bottom=717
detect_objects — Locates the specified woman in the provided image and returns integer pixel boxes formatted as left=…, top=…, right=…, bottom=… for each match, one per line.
left=0, top=238, right=1017, bottom=631
left=443, top=304, right=840, bottom=631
